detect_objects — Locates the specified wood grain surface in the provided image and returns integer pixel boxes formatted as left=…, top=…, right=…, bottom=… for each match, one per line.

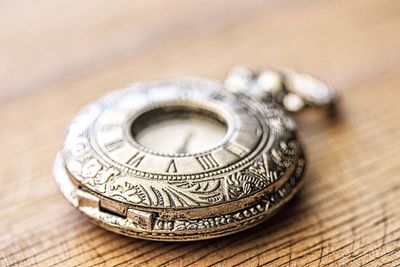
left=1, top=1, right=400, bottom=266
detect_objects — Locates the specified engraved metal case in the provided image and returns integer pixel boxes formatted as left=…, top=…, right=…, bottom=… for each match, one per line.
left=54, top=76, right=308, bottom=241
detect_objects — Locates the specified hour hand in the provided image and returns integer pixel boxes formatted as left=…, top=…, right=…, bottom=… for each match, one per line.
left=176, top=132, right=193, bottom=154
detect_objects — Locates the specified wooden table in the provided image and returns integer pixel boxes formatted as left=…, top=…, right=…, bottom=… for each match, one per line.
left=1, top=1, right=400, bottom=266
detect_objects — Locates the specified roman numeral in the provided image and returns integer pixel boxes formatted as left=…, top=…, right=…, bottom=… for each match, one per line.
left=238, top=125, right=262, bottom=137
left=210, top=91, right=226, bottom=101
left=166, top=160, right=177, bottom=173
left=126, top=152, right=145, bottom=167
left=232, top=105, right=247, bottom=112
left=226, top=142, right=249, bottom=157
left=101, top=123, right=120, bottom=131
left=105, top=139, right=124, bottom=152
left=196, top=154, right=219, bottom=170
left=239, top=125, right=257, bottom=132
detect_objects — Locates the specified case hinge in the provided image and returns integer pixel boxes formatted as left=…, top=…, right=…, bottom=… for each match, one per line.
left=76, top=189, right=154, bottom=231
left=127, top=209, right=154, bottom=231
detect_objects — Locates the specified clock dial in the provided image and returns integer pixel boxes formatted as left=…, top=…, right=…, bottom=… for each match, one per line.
left=131, top=107, right=228, bottom=155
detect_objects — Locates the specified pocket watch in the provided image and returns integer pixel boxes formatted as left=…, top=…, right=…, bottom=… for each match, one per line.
left=53, top=66, right=336, bottom=241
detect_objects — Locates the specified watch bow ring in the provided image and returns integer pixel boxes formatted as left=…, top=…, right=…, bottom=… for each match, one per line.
left=53, top=66, right=336, bottom=241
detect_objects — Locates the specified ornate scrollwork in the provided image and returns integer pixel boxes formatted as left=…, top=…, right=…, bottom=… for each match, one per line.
left=100, top=176, right=225, bottom=207
left=226, top=171, right=267, bottom=199
left=154, top=156, right=305, bottom=233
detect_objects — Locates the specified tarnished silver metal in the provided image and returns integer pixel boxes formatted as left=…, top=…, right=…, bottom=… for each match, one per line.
left=224, top=66, right=336, bottom=112
left=53, top=66, right=336, bottom=241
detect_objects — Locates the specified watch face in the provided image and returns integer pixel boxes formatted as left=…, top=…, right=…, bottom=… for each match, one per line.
left=132, top=106, right=228, bottom=155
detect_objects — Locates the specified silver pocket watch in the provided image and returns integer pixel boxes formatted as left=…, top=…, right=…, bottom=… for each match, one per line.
left=54, top=66, right=336, bottom=241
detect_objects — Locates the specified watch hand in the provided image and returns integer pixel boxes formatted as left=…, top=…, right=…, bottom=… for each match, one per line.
left=176, top=132, right=193, bottom=153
